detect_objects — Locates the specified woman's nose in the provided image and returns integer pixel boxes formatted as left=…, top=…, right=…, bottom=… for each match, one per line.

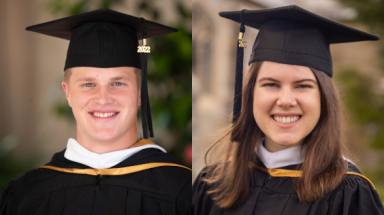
left=276, top=87, right=297, bottom=108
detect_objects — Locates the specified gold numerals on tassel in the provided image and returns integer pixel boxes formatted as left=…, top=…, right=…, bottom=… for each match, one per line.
left=238, top=32, right=247, bottom=48
left=138, top=38, right=151, bottom=53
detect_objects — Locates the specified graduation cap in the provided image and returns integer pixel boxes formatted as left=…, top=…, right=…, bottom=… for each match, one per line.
left=219, top=5, right=380, bottom=123
left=26, top=8, right=179, bottom=139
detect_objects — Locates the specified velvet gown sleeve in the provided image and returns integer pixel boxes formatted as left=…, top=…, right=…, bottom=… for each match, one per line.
left=0, top=181, right=15, bottom=215
left=192, top=170, right=220, bottom=215
left=192, top=171, right=206, bottom=215
left=0, top=148, right=192, bottom=215
left=177, top=177, right=193, bottom=215
left=328, top=175, right=384, bottom=215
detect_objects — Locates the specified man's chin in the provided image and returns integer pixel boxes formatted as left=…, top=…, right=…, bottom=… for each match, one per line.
left=86, top=130, right=120, bottom=142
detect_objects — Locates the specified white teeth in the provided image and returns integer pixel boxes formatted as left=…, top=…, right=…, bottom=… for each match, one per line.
left=92, top=112, right=117, bottom=118
left=273, top=116, right=300, bottom=124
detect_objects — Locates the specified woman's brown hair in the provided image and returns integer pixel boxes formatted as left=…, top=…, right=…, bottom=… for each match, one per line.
left=203, top=61, right=347, bottom=208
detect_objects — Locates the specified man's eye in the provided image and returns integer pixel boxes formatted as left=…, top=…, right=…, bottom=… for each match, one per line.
left=114, top=82, right=123, bottom=86
left=85, top=83, right=93, bottom=87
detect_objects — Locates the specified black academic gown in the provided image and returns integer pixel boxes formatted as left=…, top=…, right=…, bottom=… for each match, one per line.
left=192, top=161, right=384, bottom=215
left=0, top=148, right=192, bottom=215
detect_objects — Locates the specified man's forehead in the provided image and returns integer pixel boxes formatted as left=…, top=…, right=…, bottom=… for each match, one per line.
left=70, top=67, right=137, bottom=80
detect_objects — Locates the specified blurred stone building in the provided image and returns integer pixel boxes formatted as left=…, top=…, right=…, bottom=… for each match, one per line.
left=0, top=0, right=191, bottom=166
left=192, top=0, right=382, bottom=181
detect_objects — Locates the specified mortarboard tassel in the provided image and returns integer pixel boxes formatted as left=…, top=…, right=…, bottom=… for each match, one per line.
left=138, top=19, right=154, bottom=139
left=233, top=9, right=247, bottom=123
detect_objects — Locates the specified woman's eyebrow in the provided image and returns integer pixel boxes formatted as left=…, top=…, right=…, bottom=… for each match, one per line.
left=258, top=77, right=317, bottom=84
left=258, top=77, right=280, bottom=82
left=293, top=79, right=318, bottom=84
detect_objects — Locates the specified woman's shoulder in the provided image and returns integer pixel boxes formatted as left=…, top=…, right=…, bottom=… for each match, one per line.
left=192, top=166, right=223, bottom=215
left=340, top=161, right=376, bottom=191
left=192, top=166, right=211, bottom=192
left=327, top=162, right=384, bottom=215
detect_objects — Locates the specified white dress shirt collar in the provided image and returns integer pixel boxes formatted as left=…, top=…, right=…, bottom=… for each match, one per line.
left=255, top=138, right=306, bottom=169
left=64, top=138, right=166, bottom=169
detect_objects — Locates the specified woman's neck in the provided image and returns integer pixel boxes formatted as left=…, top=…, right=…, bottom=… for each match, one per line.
left=264, top=136, right=303, bottom=152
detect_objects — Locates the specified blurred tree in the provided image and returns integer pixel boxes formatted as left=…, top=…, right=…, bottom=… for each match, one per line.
left=0, top=135, right=39, bottom=194
left=336, top=0, right=384, bottom=201
left=335, top=69, right=384, bottom=149
left=47, top=0, right=192, bottom=166
left=339, top=0, right=384, bottom=37
left=336, top=0, right=384, bottom=149
left=339, top=0, right=384, bottom=60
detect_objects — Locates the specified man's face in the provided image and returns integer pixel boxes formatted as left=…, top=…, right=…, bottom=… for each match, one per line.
left=62, top=67, right=140, bottom=143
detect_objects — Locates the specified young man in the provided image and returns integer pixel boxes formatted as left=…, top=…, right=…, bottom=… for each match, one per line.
left=0, top=9, right=191, bottom=215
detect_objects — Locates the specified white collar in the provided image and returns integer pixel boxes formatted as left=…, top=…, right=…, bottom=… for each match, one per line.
left=64, top=138, right=166, bottom=169
left=255, top=138, right=305, bottom=169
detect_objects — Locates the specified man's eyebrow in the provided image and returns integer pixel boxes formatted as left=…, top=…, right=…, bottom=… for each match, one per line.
left=110, top=76, right=130, bottom=81
left=76, top=77, right=96, bottom=83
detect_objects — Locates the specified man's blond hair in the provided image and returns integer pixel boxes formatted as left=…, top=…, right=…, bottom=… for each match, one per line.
left=64, top=68, right=141, bottom=88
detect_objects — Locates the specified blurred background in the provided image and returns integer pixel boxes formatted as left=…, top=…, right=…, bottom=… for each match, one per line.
left=192, top=0, right=384, bottom=201
left=0, top=0, right=191, bottom=195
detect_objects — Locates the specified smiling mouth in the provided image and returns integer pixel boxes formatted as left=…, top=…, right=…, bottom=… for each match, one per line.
left=91, top=112, right=119, bottom=118
left=272, top=115, right=301, bottom=124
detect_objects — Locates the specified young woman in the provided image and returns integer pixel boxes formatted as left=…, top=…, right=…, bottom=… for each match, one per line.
left=192, top=5, right=384, bottom=215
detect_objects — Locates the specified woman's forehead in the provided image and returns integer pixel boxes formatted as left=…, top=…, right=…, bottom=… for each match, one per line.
left=257, top=61, right=316, bottom=81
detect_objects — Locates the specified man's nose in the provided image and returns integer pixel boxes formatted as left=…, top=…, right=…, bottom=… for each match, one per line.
left=276, top=87, right=297, bottom=108
left=95, top=86, right=113, bottom=105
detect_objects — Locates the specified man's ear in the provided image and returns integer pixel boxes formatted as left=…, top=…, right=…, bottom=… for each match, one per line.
left=62, top=81, right=72, bottom=107
left=137, top=88, right=141, bottom=106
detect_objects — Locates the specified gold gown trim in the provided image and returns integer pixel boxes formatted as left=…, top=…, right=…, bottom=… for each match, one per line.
left=40, top=162, right=191, bottom=176
left=252, top=164, right=375, bottom=189
left=39, top=139, right=191, bottom=176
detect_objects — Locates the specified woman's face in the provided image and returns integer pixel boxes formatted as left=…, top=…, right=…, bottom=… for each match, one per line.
left=253, top=61, right=321, bottom=152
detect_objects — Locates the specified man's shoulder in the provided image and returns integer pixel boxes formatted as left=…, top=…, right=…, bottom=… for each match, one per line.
left=112, top=149, right=192, bottom=197
left=4, top=148, right=191, bottom=200
left=117, top=147, right=191, bottom=175
left=4, top=148, right=92, bottom=200
left=137, top=149, right=191, bottom=178
left=3, top=167, right=60, bottom=202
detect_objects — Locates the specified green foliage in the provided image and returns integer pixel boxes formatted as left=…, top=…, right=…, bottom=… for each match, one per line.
left=336, top=0, right=384, bottom=149
left=339, top=0, right=384, bottom=148
left=53, top=101, right=75, bottom=121
left=376, top=185, right=384, bottom=204
left=47, top=0, right=192, bottom=166
left=335, top=69, right=384, bottom=149
left=148, top=25, right=192, bottom=162
left=339, top=0, right=384, bottom=36
left=337, top=0, right=384, bottom=202
left=361, top=167, right=384, bottom=202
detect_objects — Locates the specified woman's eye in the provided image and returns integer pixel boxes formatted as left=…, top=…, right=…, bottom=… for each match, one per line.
left=264, top=83, right=278, bottom=87
left=85, top=83, right=93, bottom=87
left=114, top=82, right=123, bottom=86
left=297, top=85, right=311, bottom=89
